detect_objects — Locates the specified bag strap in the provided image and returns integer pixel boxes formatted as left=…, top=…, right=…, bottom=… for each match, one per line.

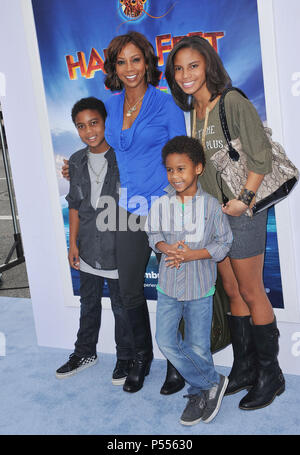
left=219, top=87, right=248, bottom=161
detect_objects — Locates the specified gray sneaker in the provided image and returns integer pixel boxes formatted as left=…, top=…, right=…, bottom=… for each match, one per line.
left=202, top=374, right=228, bottom=423
left=180, top=393, right=207, bottom=426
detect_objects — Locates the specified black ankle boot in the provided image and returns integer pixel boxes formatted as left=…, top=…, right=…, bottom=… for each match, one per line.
left=112, top=359, right=134, bottom=386
left=123, top=351, right=153, bottom=393
left=225, top=314, right=257, bottom=395
left=160, top=360, right=185, bottom=395
left=123, top=304, right=153, bottom=393
left=239, top=318, right=285, bottom=410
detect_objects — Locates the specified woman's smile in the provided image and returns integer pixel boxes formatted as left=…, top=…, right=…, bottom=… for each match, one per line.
left=116, top=42, right=147, bottom=91
left=174, top=48, right=207, bottom=97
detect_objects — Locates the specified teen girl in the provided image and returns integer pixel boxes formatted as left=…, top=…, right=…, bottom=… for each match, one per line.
left=165, top=35, right=285, bottom=410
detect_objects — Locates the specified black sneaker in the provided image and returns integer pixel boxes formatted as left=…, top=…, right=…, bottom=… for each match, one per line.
left=56, top=353, right=98, bottom=379
left=112, top=359, right=134, bottom=386
left=201, top=374, right=228, bottom=423
left=180, top=393, right=207, bottom=426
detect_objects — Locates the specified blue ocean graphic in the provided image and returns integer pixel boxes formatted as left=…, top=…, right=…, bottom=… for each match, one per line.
left=63, top=203, right=284, bottom=308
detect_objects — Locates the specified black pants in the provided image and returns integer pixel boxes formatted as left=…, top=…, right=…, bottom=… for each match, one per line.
left=74, top=271, right=134, bottom=360
left=116, top=208, right=153, bottom=310
left=116, top=208, right=154, bottom=353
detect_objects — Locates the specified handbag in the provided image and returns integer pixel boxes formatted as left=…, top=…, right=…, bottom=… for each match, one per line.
left=210, top=87, right=299, bottom=215
left=210, top=272, right=231, bottom=353
left=179, top=272, right=231, bottom=353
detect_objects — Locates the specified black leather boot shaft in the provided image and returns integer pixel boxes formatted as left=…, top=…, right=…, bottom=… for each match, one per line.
left=239, top=318, right=285, bottom=410
left=160, top=360, right=185, bottom=395
left=123, top=304, right=153, bottom=393
left=225, top=314, right=257, bottom=395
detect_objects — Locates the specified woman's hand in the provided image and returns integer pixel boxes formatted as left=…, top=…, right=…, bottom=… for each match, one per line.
left=62, top=159, right=70, bottom=180
left=221, top=199, right=248, bottom=217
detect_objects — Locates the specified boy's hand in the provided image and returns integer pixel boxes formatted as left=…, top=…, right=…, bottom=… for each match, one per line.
left=68, top=245, right=80, bottom=270
left=165, top=241, right=195, bottom=268
left=170, top=240, right=196, bottom=263
left=156, top=240, right=198, bottom=268
left=62, top=159, right=70, bottom=180
left=165, top=241, right=184, bottom=269
left=155, top=240, right=181, bottom=256
left=164, top=256, right=182, bottom=269
left=165, top=241, right=182, bottom=254
left=155, top=241, right=183, bottom=269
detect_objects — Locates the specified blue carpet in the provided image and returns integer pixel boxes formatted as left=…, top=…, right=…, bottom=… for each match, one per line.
left=0, top=297, right=299, bottom=436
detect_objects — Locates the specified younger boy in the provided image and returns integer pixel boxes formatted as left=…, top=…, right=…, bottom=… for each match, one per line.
left=56, top=97, right=133, bottom=384
left=145, top=136, right=233, bottom=425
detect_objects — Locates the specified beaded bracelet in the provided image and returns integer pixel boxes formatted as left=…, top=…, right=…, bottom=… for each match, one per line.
left=237, top=188, right=256, bottom=206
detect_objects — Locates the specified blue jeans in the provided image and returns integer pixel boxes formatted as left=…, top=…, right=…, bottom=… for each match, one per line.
left=156, top=292, right=220, bottom=395
left=74, top=271, right=134, bottom=360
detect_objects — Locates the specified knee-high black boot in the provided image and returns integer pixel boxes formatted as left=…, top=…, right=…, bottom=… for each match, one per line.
left=160, top=360, right=185, bottom=395
left=225, top=314, right=257, bottom=395
left=239, top=318, right=285, bottom=410
left=123, top=304, right=153, bottom=393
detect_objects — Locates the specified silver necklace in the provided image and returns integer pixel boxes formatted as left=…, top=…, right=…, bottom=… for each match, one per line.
left=87, top=149, right=109, bottom=184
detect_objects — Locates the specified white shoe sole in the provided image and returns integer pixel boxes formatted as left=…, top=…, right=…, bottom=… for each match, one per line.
left=55, top=357, right=98, bottom=379
left=111, top=376, right=127, bottom=386
left=202, top=376, right=229, bottom=423
left=180, top=416, right=202, bottom=426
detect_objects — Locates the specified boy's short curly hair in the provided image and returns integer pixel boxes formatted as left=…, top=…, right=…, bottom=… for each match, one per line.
left=162, top=136, right=206, bottom=168
left=71, top=97, right=107, bottom=124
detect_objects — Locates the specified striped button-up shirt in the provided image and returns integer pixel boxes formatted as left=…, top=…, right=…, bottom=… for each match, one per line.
left=145, top=183, right=233, bottom=301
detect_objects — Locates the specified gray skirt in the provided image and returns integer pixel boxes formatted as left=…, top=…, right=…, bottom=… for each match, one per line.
left=227, top=210, right=268, bottom=259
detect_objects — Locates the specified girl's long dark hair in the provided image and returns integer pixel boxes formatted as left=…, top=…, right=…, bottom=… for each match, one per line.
left=165, top=36, right=232, bottom=111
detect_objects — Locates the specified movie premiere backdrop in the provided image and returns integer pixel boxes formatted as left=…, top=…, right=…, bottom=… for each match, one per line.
left=31, top=0, right=283, bottom=308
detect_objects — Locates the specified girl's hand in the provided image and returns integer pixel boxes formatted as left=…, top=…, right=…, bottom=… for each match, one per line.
left=221, top=199, right=248, bottom=217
